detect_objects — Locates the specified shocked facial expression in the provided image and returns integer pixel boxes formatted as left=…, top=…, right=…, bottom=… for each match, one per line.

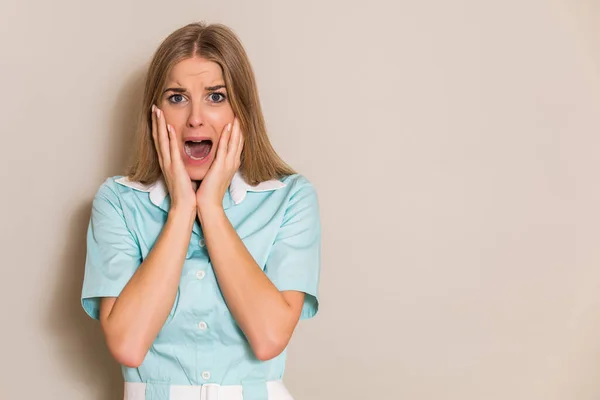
left=159, top=56, right=234, bottom=181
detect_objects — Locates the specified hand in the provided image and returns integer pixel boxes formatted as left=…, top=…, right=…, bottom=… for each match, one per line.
left=151, top=105, right=196, bottom=215
left=196, top=117, right=244, bottom=213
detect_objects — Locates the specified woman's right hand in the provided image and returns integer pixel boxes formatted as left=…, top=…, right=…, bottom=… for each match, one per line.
left=151, top=105, right=196, bottom=216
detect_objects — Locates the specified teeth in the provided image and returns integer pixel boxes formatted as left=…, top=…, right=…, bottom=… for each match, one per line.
left=184, top=141, right=208, bottom=160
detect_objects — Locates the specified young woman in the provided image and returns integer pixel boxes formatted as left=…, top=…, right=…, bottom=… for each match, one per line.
left=81, top=22, right=321, bottom=400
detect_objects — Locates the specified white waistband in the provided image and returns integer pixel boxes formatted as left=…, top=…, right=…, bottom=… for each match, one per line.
left=124, top=380, right=293, bottom=400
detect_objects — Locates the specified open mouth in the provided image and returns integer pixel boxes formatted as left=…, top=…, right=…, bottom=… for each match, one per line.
left=184, top=140, right=213, bottom=160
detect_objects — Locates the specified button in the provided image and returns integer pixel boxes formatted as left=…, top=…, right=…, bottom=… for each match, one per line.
left=196, top=270, right=206, bottom=280
left=199, top=238, right=206, bottom=247
left=201, top=371, right=211, bottom=380
left=198, top=321, right=208, bottom=330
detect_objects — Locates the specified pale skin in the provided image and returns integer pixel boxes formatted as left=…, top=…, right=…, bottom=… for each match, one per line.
left=98, top=57, right=305, bottom=368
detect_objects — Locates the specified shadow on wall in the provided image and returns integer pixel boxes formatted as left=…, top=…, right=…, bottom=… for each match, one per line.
left=47, top=65, right=148, bottom=400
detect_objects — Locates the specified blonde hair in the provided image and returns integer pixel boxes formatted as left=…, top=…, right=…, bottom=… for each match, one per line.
left=126, top=22, right=295, bottom=185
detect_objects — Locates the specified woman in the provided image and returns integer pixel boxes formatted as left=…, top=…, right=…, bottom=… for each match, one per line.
left=81, top=22, right=321, bottom=400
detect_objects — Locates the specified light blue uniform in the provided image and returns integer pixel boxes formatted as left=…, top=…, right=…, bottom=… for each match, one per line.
left=80, top=171, right=321, bottom=400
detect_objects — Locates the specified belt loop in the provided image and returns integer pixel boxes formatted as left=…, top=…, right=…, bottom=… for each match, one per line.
left=241, top=379, right=267, bottom=400
left=145, top=381, right=171, bottom=400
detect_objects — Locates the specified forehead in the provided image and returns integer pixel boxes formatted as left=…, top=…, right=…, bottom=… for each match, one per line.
left=167, top=57, right=223, bottom=85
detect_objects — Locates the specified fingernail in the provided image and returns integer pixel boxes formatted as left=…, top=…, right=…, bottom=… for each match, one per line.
left=151, top=105, right=156, bottom=113
left=228, top=123, right=232, bottom=132
left=167, top=124, right=172, bottom=134
left=157, top=109, right=161, bottom=118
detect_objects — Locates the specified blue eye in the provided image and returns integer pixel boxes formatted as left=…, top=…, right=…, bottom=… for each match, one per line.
left=168, top=94, right=186, bottom=104
left=208, top=92, right=227, bottom=103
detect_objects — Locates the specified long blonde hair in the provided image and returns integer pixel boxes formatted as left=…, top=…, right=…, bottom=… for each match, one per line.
left=126, top=22, right=295, bottom=185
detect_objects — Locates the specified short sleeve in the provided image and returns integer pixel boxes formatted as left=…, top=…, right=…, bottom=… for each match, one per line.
left=265, top=178, right=322, bottom=320
left=81, top=180, right=142, bottom=320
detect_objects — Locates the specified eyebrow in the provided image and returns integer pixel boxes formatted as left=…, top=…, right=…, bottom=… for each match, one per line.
left=162, top=84, right=227, bottom=95
left=206, top=84, right=226, bottom=91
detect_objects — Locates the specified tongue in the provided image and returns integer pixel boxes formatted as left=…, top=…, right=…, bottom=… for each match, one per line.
left=188, top=142, right=211, bottom=158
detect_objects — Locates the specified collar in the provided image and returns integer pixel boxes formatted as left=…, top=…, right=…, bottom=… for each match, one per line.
left=114, top=170, right=286, bottom=211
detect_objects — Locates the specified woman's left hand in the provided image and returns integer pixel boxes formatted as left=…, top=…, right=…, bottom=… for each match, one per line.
left=196, top=117, right=244, bottom=214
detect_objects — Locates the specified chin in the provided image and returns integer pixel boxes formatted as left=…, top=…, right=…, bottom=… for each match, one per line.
left=186, top=167, right=208, bottom=181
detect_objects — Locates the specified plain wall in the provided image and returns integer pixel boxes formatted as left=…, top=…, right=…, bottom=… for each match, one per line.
left=1, top=0, right=600, bottom=399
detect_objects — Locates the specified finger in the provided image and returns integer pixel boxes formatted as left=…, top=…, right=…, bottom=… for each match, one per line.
left=227, top=118, right=241, bottom=165
left=216, top=122, right=232, bottom=164
left=156, top=107, right=171, bottom=166
left=151, top=106, right=163, bottom=168
left=235, top=124, right=244, bottom=164
left=235, top=118, right=244, bottom=159
left=167, top=124, right=184, bottom=168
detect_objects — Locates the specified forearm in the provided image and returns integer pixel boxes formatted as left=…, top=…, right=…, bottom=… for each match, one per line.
left=102, top=208, right=195, bottom=366
left=199, top=206, right=296, bottom=359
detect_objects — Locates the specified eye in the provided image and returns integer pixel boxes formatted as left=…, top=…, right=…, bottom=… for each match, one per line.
left=208, top=92, right=227, bottom=103
left=168, top=94, right=186, bottom=104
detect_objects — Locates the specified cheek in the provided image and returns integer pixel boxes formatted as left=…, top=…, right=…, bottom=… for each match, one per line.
left=205, top=106, right=235, bottom=134
left=161, top=107, right=187, bottom=131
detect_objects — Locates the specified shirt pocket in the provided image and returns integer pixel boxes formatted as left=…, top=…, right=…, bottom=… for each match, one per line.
left=218, top=308, right=246, bottom=346
left=240, top=235, right=272, bottom=272
left=158, top=285, right=180, bottom=335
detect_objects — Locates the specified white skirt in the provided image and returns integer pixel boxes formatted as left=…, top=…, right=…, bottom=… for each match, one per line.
left=124, top=380, right=294, bottom=400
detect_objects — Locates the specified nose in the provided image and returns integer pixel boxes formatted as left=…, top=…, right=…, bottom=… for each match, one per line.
left=186, top=101, right=204, bottom=129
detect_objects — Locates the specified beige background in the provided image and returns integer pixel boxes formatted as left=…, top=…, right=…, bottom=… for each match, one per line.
left=1, top=0, right=599, bottom=399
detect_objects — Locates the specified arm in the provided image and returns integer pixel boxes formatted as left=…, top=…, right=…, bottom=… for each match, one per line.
left=97, top=106, right=197, bottom=368
left=199, top=206, right=305, bottom=361
left=195, top=118, right=319, bottom=361
left=99, top=208, right=194, bottom=368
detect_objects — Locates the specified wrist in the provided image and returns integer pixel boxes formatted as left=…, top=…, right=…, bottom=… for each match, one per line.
left=196, top=203, right=225, bottom=223
left=169, top=206, right=196, bottom=224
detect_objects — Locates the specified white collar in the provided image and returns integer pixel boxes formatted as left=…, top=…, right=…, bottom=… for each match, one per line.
left=115, top=170, right=286, bottom=209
